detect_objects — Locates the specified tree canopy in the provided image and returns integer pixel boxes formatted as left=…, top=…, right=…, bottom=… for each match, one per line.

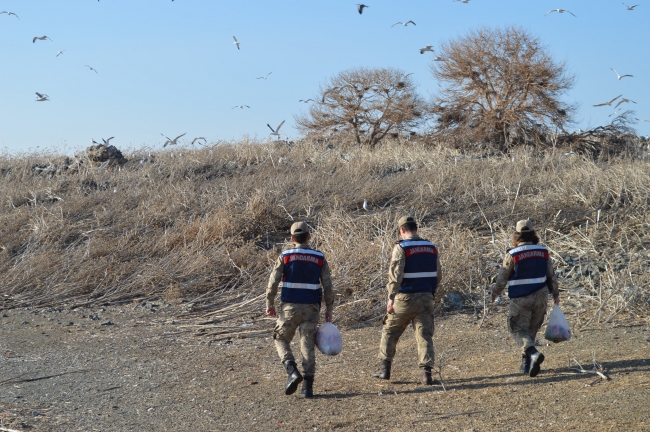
left=295, top=67, right=426, bottom=147
left=430, top=26, right=576, bottom=150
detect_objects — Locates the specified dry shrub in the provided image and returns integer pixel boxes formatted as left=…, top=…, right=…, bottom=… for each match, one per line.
left=0, top=140, right=648, bottom=328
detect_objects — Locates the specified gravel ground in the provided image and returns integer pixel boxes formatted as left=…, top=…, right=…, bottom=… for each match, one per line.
left=1, top=304, right=649, bottom=431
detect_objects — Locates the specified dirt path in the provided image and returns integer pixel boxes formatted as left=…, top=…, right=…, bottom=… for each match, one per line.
left=1, top=305, right=649, bottom=431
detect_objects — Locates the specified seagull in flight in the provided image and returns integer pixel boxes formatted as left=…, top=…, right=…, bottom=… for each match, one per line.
left=256, top=72, right=272, bottom=80
left=593, top=95, right=622, bottom=107
left=35, top=92, right=49, bottom=102
left=392, top=20, right=416, bottom=27
left=56, top=50, right=65, bottom=57
left=191, top=137, right=207, bottom=145
left=267, top=120, right=285, bottom=138
left=623, top=3, right=639, bottom=10
left=1, top=11, right=19, bottom=19
left=299, top=99, right=315, bottom=103
left=614, top=98, right=636, bottom=109
left=102, top=137, right=114, bottom=145
left=162, top=133, right=186, bottom=147
left=356, top=4, right=369, bottom=14
left=233, top=36, right=240, bottom=50
left=322, top=87, right=342, bottom=102
left=432, top=56, right=445, bottom=61
left=420, top=45, right=435, bottom=54
left=544, top=9, right=576, bottom=17
left=33, top=36, right=53, bottom=43
left=85, top=65, right=98, bottom=74
left=610, top=68, right=633, bottom=80
left=232, top=105, right=250, bottom=109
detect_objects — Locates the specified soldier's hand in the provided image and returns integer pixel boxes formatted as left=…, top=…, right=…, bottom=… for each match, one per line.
left=386, top=299, right=395, bottom=314
left=266, top=306, right=277, bottom=318
left=554, top=296, right=560, bottom=305
left=325, top=310, right=333, bottom=323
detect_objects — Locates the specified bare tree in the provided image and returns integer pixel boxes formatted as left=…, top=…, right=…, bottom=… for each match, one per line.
left=295, top=67, right=426, bottom=148
left=430, top=26, right=576, bottom=150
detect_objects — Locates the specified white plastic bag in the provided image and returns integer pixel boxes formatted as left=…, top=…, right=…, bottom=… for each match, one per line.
left=315, top=322, right=343, bottom=355
left=544, top=304, right=571, bottom=343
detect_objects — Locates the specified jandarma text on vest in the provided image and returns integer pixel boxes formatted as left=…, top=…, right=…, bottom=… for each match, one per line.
left=512, top=250, right=548, bottom=262
left=283, top=254, right=323, bottom=265
left=405, top=246, right=436, bottom=257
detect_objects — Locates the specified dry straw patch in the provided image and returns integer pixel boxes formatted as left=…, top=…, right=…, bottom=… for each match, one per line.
left=0, top=140, right=648, bottom=330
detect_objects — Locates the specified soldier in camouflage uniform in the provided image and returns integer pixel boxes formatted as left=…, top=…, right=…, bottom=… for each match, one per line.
left=266, top=222, right=334, bottom=398
left=371, top=216, right=441, bottom=385
left=492, top=219, right=560, bottom=377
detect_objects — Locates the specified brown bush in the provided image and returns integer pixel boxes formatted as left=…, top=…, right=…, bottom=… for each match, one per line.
left=0, top=141, right=648, bottom=327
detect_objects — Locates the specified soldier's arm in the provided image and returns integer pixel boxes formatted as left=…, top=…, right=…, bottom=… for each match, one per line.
left=386, top=245, right=405, bottom=300
left=493, top=253, right=514, bottom=298
left=546, top=258, right=560, bottom=300
left=320, top=258, right=334, bottom=312
left=266, top=255, right=284, bottom=308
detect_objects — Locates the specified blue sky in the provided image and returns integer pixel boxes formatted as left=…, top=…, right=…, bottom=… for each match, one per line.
left=0, top=0, right=648, bottom=154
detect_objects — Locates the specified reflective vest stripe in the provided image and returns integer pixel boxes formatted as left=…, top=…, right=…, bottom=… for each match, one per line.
left=509, top=244, right=547, bottom=254
left=399, top=240, right=436, bottom=247
left=508, top=276, right=547, bottom=287
left=283, top=248, right=324, bottom=257
left=281, top=282, right=321, bottom=290
left=403, top=272, right=438, bottom=278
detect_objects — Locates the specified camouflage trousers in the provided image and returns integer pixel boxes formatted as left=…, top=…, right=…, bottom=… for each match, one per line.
left=273, top=302, right=320, bottom=377
left=508, top=288, right=550, bottom=353
left=378, top=292, right=435, bottom=368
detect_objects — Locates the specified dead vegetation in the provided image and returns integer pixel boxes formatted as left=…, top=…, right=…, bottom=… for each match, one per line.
left=0, top=139, right=648, bottom=334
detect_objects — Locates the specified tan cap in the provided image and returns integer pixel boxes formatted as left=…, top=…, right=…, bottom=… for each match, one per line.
left=516, top=219, right=534, bottom=233
left=290, top=221, right=310, bottom=235
left=398, top=216, right=416, bottom=227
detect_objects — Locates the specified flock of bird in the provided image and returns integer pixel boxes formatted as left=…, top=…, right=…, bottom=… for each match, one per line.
left=2, top=2, right=646, bottom=147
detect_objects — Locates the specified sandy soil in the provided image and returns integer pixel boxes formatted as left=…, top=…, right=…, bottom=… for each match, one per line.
left=1, top=304, right=649, bottom=432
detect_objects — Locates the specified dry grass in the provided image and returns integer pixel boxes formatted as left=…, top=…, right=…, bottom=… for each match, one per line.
left=0, top=139, right=648, bottom=329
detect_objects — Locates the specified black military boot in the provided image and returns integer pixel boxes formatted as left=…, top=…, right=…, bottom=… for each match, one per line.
left=284, top=360, right=303, bottom=395
left=371, top=360, right=391, bottom=380
left=421, top=366, right=435, bottom=385
left=526, top=346, right=545, bottom=377
left=300, top=376, right=314, bottom=398
left=520, top=353, right=531, bottom=374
